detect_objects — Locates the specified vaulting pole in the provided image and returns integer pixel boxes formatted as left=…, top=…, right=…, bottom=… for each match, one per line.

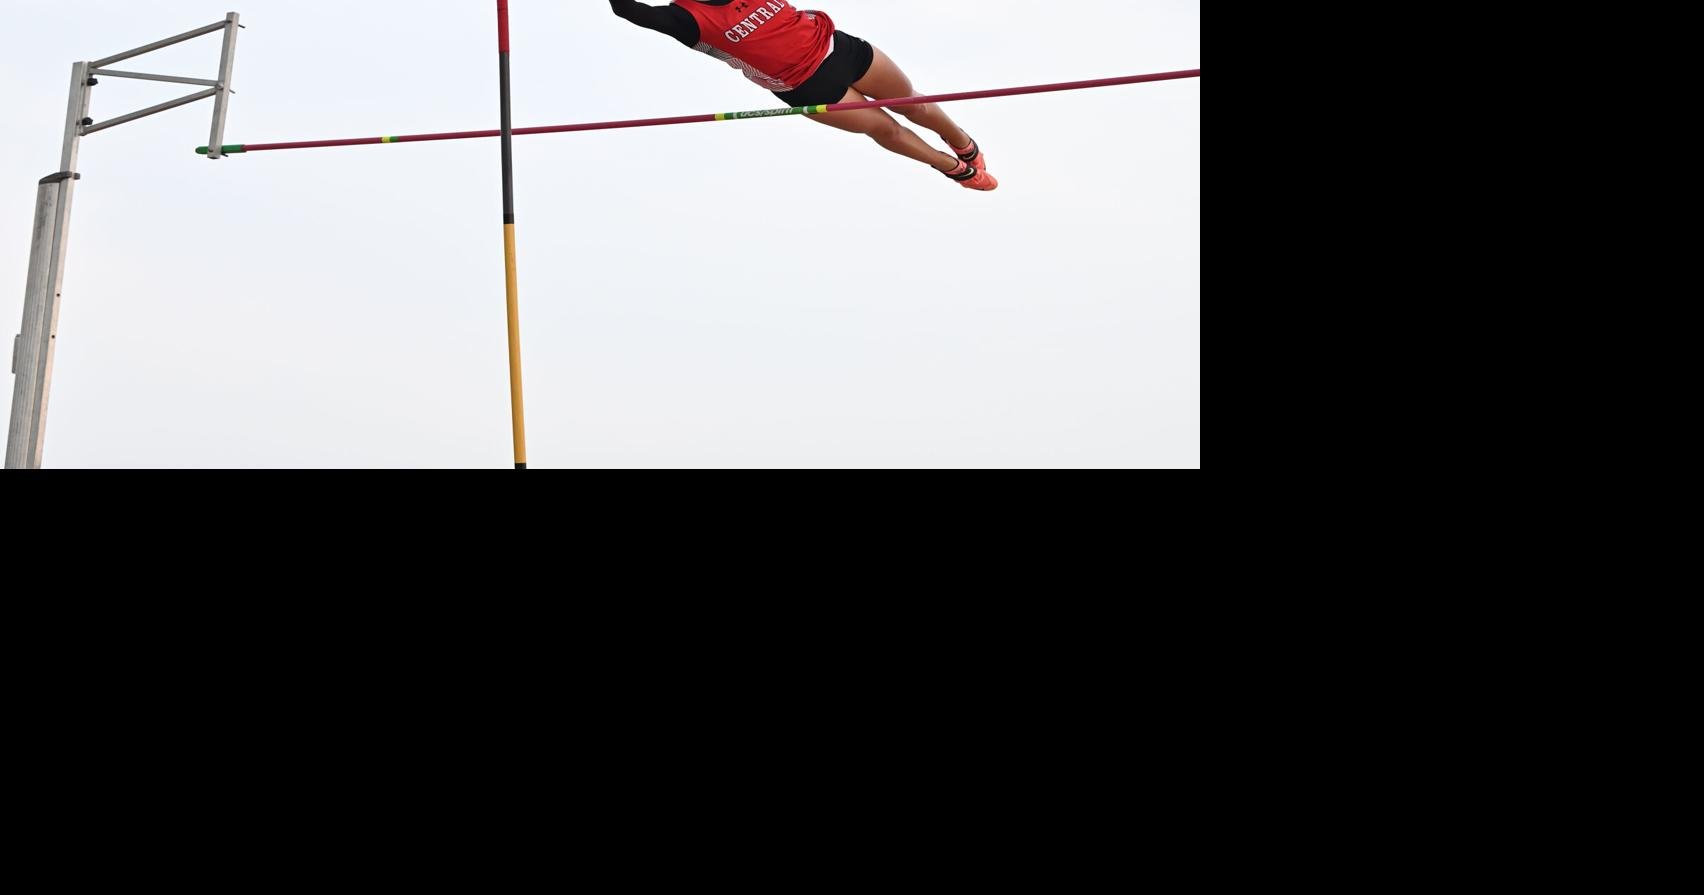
left=497, top=0, right=527, bottom=469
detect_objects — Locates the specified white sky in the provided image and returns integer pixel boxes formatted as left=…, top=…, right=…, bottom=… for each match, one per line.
left=0, top=0, right=1201, bottom=469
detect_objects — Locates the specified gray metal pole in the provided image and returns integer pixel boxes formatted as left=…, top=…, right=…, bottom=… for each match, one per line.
left=6, top=62, right=89, bottom=469
left=89, top=69, right=222, bottom=88
left=207, top=13, right=241, bottom=160
left=83, top=87, right=220, bottom=135
left=6, top=176, right=75, bottom=469
left=59, top=61, right=92, bottom=179
left=90, top=20, right=231, bottom=69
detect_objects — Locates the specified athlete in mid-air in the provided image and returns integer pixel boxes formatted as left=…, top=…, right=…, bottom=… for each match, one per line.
left=608, top=1, right=998, bottom=190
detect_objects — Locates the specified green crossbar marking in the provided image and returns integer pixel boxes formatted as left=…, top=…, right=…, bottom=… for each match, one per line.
left=727, top=106, right=812, bottom=120
left=195, top=145, right=248, bottom=155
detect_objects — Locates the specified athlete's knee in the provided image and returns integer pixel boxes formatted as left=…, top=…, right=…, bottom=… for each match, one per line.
left=867, top=119, right=906, bottom=143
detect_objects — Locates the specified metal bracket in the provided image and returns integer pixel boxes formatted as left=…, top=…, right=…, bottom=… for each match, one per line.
left=78, top=13, right=241, bottom=157
left=91, top=69, right=223, bottom=89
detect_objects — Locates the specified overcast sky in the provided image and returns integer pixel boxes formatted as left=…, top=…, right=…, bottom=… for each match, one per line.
left=0, top=0, right=1200, bottom=468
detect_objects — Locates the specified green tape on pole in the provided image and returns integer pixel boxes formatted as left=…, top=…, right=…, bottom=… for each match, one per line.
left=195, top=145, right=247, bottom=155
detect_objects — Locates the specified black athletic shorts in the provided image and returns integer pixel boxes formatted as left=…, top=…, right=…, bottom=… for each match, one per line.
left=772, top=31, right=876, bottom=108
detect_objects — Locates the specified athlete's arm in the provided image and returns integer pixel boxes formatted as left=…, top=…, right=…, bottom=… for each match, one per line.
left=608, top=1, right=700, bottom=48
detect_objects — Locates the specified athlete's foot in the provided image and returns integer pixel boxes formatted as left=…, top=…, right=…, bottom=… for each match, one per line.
left=951, top=137, right=991, bottom=174
left=943, top=160, right=998, bottom=191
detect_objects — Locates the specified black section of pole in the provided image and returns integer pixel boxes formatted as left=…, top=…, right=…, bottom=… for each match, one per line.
left=500, top=52, right=516, bottom=225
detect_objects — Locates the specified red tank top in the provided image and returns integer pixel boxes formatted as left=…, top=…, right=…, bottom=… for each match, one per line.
left=673, top=1, right=836, bottom=92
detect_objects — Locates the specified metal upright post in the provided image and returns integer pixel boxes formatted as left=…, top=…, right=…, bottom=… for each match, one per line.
left=6, top=63, right=90, bottom=470
left=207, top=13, right=241, bottom=159
left=7, top=15, right=241, bottom=469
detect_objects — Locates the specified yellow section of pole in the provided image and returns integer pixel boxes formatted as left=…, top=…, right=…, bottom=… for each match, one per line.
left=504, top=223, right=527, bottom=468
